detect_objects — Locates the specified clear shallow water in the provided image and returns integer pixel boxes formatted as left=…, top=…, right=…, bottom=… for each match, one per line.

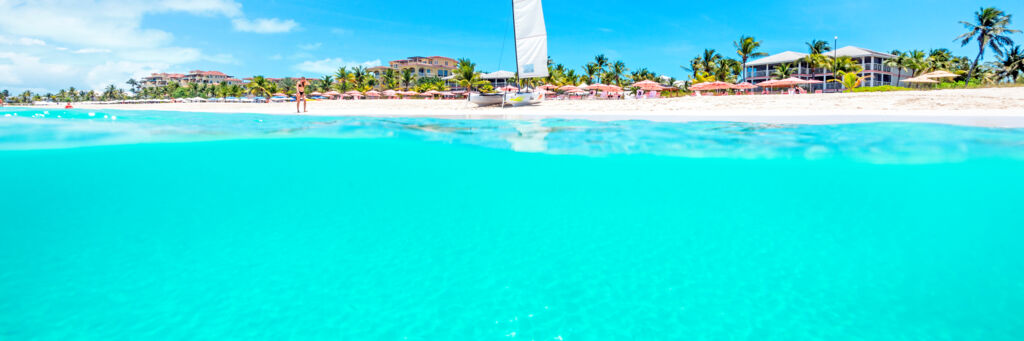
left=1, top=108, right=1024, bottom=339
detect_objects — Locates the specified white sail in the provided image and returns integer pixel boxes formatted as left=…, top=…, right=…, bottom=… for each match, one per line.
left=513, top=0, right=549, bottom=79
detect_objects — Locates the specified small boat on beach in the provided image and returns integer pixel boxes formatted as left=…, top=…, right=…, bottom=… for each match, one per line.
left=470, top=0, right=549, bottom=107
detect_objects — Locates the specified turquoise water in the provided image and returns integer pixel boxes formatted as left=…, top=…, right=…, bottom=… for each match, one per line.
left=2, top=108, right=1024, bottom=340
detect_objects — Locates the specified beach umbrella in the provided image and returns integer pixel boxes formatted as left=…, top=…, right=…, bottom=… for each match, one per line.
left=920, top=70, right=958, bottom=79
left=272, top=92, right=287, bottom=97
left=538, top=84, right=559, bottom=90
left=902, top=76, right=939, bottom=84
left=311, top=91, right=323, bottom=96
left=631, top=80, right=663, bottom=91
left=382, top=90, right=397, bottom=97
left=558, top=85, right=581, bottom=92
left=731, top=82, right=757, bottom=90
left=365, top=90, right=381, bottom=97
left=497, top=85, right=519, bottom=92
left=423, top=90, right=440, bottom=95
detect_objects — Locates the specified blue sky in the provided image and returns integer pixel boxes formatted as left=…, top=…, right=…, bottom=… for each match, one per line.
left=2, top=0, right=1023, bottom=92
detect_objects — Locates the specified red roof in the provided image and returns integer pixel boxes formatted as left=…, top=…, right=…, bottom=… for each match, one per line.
left=189, top=70, right=228, bottom=77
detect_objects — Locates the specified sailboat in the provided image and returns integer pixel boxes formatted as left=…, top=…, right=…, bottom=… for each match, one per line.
left=470, top=0, right=549, bottom=107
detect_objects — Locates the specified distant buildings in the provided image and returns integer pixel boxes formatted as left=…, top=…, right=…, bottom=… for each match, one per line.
left=746, top=46, right=913, bottom=91
left=368, top=56, right=458, bottom=78
left=140, top=70, right=242, bottom=88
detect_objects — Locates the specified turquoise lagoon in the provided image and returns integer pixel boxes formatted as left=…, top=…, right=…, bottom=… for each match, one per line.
left=1, top=108, right=1023, bottom=340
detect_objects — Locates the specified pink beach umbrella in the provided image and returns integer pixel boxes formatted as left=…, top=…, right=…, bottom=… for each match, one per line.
left=497, top=85, right=519, bottom=93
left=631, top=80, right=664, bottom=91
left=382, top=90, right=398, bottom=98
left=558, top=85, right=581, bottom=92
left=365, top=90, right=381, bottom=97
left=538, top=84, right=559, bottom=90
left=731, top=82, right=757, bottom=90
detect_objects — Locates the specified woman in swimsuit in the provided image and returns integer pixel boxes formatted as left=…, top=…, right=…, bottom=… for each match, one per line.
left=296, top=77, right=309, bottom=113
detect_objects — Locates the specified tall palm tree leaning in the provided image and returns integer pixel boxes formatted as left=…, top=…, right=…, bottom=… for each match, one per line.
left=734, top=36, right=768, bottom=82
left=956, top=7, right=1020, bottom=83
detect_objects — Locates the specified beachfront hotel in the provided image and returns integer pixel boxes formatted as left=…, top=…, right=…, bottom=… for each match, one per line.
left=745, top=46, right=914, bottom=91
left=368, top=56, right=458, bottom=78
left=140, top=70, right=243, bottom=88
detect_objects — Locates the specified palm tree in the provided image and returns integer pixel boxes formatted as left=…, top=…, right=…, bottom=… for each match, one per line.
left=607, top=61, right=627, bottom=86
left=713, top=58, right=741, bottom=82
left=380, top=69, right=398, bottom=90
left=806, top=40, right=832, bottom=55
left=319, top=75, right=334, bottom=92
left=103, top=84, right=119, bottom=100
left=400, top=68, right=416, bottom=90
left=593, top=54, right=606, bottom=72
left=334, top=67, right=353, bottom=92
left=996, top=45, right=1024, bottom=82
left=583, top=63, right=601, bottom=84
left=956, top=7, right=1021, bottom=83
left=735, top=35, right=768, bottom=81
left=247, top=76, right=274, bottom=102
left=883, top=50, right=910, bottom=86
left=802, top=53, right=833, bottom=84
left=700, top=49, right=723, bottom=76
left=832, top=56, right=862, bottom=75
left=831, top=71, right=870, bottom=92
left=125, top=78, right=140, bottom=96
left=680, top=55, right=704, bottom=79
left=453, top=58, right=488, bottom=99
left=906, top=50, right=928, bottom=75
left=773, top=63, right=794, bottom=79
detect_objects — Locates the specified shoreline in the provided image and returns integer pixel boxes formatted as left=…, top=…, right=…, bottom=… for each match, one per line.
left=11, top=87, right=1024, bottom=127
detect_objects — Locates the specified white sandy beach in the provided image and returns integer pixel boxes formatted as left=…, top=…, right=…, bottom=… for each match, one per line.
left=71, top=87, right=1024, bottom=127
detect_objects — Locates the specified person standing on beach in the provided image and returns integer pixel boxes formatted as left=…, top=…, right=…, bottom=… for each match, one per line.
left=296, top=77, right=310, bottom=113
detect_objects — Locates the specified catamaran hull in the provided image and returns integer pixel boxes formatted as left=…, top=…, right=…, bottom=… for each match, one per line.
left=469, top=93, right=543, bottom=107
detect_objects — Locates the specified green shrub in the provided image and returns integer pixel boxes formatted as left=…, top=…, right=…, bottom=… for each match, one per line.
left=850, top=85, right=912, bottom=93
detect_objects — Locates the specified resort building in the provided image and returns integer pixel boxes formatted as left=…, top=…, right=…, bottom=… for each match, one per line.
left=368, top=56, right=458, bottom=78
left=140, top=73, right=185, bottom=88
left=745, top=46, right=914, bottom=91
left=141, top=70, right=242, bottom=88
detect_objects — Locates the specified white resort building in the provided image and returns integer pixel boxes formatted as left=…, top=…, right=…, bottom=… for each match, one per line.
left=745, top=46, right=914, bottom=92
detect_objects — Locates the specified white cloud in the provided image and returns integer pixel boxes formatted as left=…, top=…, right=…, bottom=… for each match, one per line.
left=0, top=35, right=47, bottom=46
left=294, top=58, right=382, bottom=74
left=0, top=0, right=300, bottom=92
left=298, top=42, right=322, bottom=50
left=0, top=52, right=76, bottom=88
left=155, top=0, right=242, bottom=17
left=74, top=48, right=112, bottom=54
left=232, top=18, right=299, bottom=33
left=331, top=28, right=352, bottom=35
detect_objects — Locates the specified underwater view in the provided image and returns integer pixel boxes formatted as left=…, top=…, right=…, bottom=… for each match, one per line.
left=2, top=108, right=1024, bottom=340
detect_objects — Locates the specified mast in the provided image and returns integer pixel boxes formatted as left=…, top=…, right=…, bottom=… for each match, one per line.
left=511, top=0, right=520, bottom=91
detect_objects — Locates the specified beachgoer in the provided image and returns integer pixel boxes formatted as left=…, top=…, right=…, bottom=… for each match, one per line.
left=65, top=102, right=73, bottom=109
left=296, top=77, right=309, bottom=113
